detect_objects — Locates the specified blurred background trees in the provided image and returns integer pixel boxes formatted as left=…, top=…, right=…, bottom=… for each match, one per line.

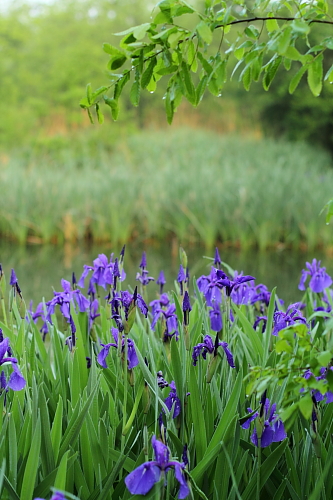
left=2, top=0, right=333, bottom=155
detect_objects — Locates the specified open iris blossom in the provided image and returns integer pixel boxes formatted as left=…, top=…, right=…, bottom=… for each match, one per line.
left=192, top=334, right=235, bottom=368
left=272, top=303, right=307, bottom=336
left=241, top=398, right=287, bottom=448
left=0, top=334, right=26, bottom=391
left=78, top=253, right=126, bottom=290
left=215, top=269, right=255, bottom=297
left=46, top=279, right=89, bottom=324
left=299, top=259, right=332, bottom=293
left=164, top=381, right=181, bottom=418
left=97, top=327, right=139, bottom=370
left=125, top=436, right=189, bottom=498
left=151, top=302, right=179, bottom=341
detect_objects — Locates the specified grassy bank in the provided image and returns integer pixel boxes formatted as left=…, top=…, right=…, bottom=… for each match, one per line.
left=2, top=128, right=333, bottom=250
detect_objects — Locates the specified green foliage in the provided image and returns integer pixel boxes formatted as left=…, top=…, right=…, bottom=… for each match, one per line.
left=84, top=0, right=333, bottom=124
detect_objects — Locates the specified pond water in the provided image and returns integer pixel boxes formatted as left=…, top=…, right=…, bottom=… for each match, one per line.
left=1, top=241, right=332, bottom=307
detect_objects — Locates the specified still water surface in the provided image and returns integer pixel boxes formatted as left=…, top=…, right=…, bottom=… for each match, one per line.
left=1, top=242, right=333, bottom=307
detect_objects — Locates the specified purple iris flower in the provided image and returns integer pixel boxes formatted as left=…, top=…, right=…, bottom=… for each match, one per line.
left=164, top=381, right=181, bottom=418
left=299, top=259, right=332, bottom=293
left=78, top=254, right=126, bottom=290
left=241, top=398, right=287, bottom=447
left=214, top=247, right=222, bottom=268
left=97, top=327, right=139, bottom=370
left=157, top=271, right=166, bottom=294
left=216, top=270, right=255, bottom=297
left=46, top=279, right=89, bottom=324
left=125, top=436, right=189, bottom=498
left=272, top=303, right=307, bottom=336
left=303, top=367, right=333, bottom=403
left=253, top=316, right=267, bottom=332
left=0, top=335, right=26, bottom=391
left=89, top=298, right=100, bottom=331
left=150, top=294, right=170, bottom=315
left=136, top=252, right=155, bottom=286
left=192, top=334, right=235, bottom=368
left=197, top=267, right=222, bottom=307
left=182, top=291, right=191, bottom=326
left=231, top=281, right=255, bottom=305
left=151, top=303, right=179, bottom=340
left=120, top=289, right=148, bottom=318
left=34, top=492, right=67, bottom=500
left=9, top=269, right=18, bottom=286
left=178, top=265, right=186, bottom=295
left=209, top=303, right=222, bottom=332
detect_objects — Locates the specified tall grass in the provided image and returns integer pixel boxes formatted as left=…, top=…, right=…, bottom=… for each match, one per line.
left=1, top=128, right=332, bottom=249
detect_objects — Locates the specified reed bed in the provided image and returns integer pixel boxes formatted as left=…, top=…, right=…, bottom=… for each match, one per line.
left=1, top=128, right=332, bottom=249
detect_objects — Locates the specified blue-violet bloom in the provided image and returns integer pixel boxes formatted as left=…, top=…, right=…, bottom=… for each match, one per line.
left=125, top=435, right=189, bottom=498
left=299, top=259, right=332, bottom=293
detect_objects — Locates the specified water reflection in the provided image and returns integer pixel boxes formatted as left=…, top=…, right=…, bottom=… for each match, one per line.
left=1, top=242, right=332, bottom=307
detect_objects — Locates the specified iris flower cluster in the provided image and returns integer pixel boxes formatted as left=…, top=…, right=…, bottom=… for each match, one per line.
left=192, top=334, right=235, bottom=368
left=197, top=261, right=254, bottom=332
left=272, top=303, right=307, bottom=336
left=299, top=259, right=332, bottom=293
left=125, top=436, right=189, bottom=498
left=78, top=253, right=126, bottom=290
left=150, top=294, right=179, bottom=341
left=303, top=367, right=333, bottom=404
left=97, top=327, right=139, bottom=370
left=241, top=397, right=287, bottom=448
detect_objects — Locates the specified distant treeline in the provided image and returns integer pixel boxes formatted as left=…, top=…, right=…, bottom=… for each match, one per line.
left=2, top=0, right=333, bottom=153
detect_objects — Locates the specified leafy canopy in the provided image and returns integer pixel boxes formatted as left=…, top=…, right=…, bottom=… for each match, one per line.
left=81, top=0, right=333, bottom=124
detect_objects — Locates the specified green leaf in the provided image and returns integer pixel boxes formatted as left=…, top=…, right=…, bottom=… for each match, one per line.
left=181, top=61, right=196, bottom=104
left=130, top=71, right=141, bottom=107
left=188, top=365, right=207, bottom=462
left=266, top=19, right=279, bottom=32
left=141, top=57, right=157, bottom=89
left=86, top=83, right=92, bottom=105
left=114, top=71, right=130, bottom=100
left=133, top=23, right=151, bottom=40
left=307, top=55, right=323, bottom=96
left=289, top=65, right=307, bottom=94
left=263, top=56, right=282, bottom=90
left=196, top=21, right=212, bottom=44
left=291, top=19, right=311, bottom=35
left=108, top=55, right=127, bottom=71
left=165, top=89, right=174, bottom=124
left=278, top=26, right=292, bottom=55
left=284, top=46, right=303, bottom=62
left=317, top=350, right=332, bottom=367
left=103, top=43, right=124, bottom=56
left=95, top=103, right=104, bottom=124
left=195, top=74, right=209, bottom=105
left=242, top=66, right=252, bottom=91
left=245, top=25, right=260, bottom=39
left=299, top=393, right=313, bottom=419
left=104, top=96, right=119, bottom=121
left=20, top=416, right=41, bottom=500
